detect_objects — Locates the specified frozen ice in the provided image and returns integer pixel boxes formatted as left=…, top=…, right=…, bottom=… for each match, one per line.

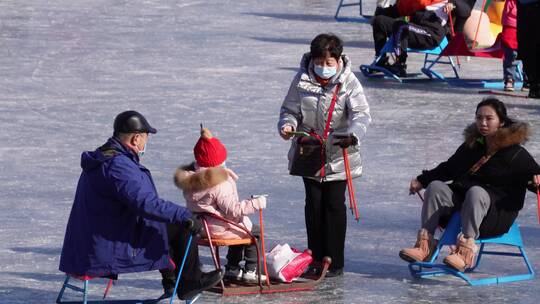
left=1, top=0, right=540, bottom=303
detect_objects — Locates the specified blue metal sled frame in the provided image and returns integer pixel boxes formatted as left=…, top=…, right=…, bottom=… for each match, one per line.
left=360, top=36, right=459, bottom=83
left=408, top=213, right=535, bottom=286
left=56, top=274, right=192, bottom=304
left=335, top=0, right=372, bottom=19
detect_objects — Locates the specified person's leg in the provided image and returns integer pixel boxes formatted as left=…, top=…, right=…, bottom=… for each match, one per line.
left=374, top=3, right=398, bottom=17
left=372, top=15, right=398, bottom=58
left=242, top=225, right=263, bottom=282
left=503, top=46, right=516, bottom=80
left=460, top=186, right=491, bottom=240
left=421, top=181, right=457, bottom=235
left=517, top=1, right=540, bottom=98
left=170, top=225, right=222, bottom=300
left=161, top=224, right=201, bottom=294
left=443, top=186, right=490, bottom=272
left=503, top=46, right=517, bottom=90
left=226, top=246, right=243, bottom=269
left=400, top=181, right=456, bottom=262
left=243, top=224, right=260, bottom=272
left=533, top=41, right=540, bottom=98
left=321, top=180, right=347, bottom=274
left=224, top=245, right=244, bottom=279
left=303, top=178, right=324, bottom=263
left=392, top=21, right=438, bottom=68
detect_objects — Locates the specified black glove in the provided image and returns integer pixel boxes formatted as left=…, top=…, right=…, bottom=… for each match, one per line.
left=333, top=134, right=357, bottom=148
left=298, top=135, right=321, bottom=145
left=183, top=215, right=203, bottom=235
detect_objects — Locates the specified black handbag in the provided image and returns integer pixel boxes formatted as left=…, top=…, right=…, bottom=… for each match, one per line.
left=289, top=84, right=341, bottom=177
left=290, top=133, right=325, bottom=177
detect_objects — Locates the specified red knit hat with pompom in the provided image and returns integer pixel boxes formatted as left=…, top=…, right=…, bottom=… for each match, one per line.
left=193, top=128, right=227, bottom=167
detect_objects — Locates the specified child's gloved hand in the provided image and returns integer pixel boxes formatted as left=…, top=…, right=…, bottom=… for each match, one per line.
left=251, top=196, right=267, bottom=210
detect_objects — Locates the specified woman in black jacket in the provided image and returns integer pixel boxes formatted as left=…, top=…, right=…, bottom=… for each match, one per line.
left=399, top=98, right=540, bottom=272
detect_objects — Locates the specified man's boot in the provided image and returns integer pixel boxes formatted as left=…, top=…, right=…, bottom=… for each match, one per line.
left=388, top=61, right=407, bottom=78
left=399, top=228, right=437, bottom=262
left=159, top=268, right=176, bottom=298
left=178, top=270, right=223, bottom=300
left=443, top=234, right=478, bottom=272
left=365, top=55, right=390, bottom=75
left=528, top=83, right=540, bottom=99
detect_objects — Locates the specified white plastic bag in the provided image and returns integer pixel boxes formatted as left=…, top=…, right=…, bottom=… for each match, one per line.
left=265, top=244, right=312, bottom=283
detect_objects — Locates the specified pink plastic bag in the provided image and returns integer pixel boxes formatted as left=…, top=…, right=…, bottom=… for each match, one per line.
left=265, top=244, right=313, bottom=283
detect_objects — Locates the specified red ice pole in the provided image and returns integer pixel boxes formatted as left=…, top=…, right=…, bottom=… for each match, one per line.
left=258, top=209, right=271, bottom=287
left=473, top=0, right=488, bottom=49
left=343, top=148, right=360, bottom=222
left=447, top=8, right=461, bottom=67
left=103, top=279, right=113, bottom=299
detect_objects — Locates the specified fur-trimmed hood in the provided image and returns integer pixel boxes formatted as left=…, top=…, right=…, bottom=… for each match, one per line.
left=464, top=122, right=530, bottom=155
left=174, top=163, right=238, bottom=193
left=173, top=163, right=256, bottom=240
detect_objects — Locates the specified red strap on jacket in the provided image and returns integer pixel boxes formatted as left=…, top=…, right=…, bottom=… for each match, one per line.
left=323, top=84, right=341, bottom=140
left=319, top=84, right=341, bottom=177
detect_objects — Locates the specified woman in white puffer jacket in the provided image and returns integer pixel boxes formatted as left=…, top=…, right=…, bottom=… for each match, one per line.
left=278, top=33, right=371, bottom=277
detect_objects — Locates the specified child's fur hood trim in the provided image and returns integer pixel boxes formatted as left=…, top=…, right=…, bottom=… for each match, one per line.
left=174, top=163, right=230, bottom=192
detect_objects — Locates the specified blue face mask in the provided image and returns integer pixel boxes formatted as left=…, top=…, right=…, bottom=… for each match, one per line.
left=138, top=141, right=146, bottom=158
left=314, top=65, right=337, bottom=79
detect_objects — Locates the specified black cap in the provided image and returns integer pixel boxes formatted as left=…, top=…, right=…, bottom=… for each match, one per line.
left=113, top=111, right=157, bottom=135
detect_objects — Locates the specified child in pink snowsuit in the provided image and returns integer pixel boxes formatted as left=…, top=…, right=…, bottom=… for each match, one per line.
left=500, top=0, right=527, bottom=91
left=174, top=128, right=267, bottom=282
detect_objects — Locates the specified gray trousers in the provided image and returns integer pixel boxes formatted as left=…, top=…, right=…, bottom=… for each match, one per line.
left=421, top=181, right=491, bottom=239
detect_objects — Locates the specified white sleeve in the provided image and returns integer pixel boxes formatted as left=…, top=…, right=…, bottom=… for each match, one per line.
left=346, top=79, right=371, bottom=141
left=277, top=74, right=302, bottom=133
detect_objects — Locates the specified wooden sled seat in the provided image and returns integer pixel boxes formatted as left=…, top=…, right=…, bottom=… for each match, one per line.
left=198, top=237, right=253, bottom=247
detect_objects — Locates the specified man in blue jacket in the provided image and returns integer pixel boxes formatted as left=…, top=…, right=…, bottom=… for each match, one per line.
left=59, top=110, right=222, bottom=300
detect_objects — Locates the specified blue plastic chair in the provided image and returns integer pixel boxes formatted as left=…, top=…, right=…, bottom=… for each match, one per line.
left=408, top=213, right=535, bottom=286
left=360, top=36, right=459, bottom=82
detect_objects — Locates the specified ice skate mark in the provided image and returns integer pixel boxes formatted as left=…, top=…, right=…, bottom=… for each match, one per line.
left=176, top=1, right=205, bottom=8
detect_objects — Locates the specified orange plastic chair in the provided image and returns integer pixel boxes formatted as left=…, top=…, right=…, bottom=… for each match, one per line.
left=197, top=212, right=269, bottom=294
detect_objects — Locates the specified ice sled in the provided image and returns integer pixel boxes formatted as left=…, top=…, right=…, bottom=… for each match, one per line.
left=439, top=33, right=524, bottom=89
left=198, top=212, right=331, bottom=296
left=407, top=213, right=535, bottom=286
left=56, top=273, right=178, bottom=304
left=360, top=36, right=459, bottom=83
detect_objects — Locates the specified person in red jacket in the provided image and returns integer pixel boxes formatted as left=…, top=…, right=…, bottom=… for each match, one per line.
left=499, top=0, right=527, bottom=91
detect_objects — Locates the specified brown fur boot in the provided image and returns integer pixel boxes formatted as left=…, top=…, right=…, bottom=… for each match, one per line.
left=399, top=228, right=438, bottom=262
left=443, top=234, right=478, bottom=272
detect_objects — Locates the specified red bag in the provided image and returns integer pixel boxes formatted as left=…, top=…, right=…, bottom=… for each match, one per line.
left=265, top=244, right=313, bottom=283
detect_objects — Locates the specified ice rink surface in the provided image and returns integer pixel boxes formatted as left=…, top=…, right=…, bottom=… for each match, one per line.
left=1, top=0, right=540, bottom=303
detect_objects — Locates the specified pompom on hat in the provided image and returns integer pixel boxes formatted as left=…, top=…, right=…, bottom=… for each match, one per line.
left=194, top=128, right=227, bottom=167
